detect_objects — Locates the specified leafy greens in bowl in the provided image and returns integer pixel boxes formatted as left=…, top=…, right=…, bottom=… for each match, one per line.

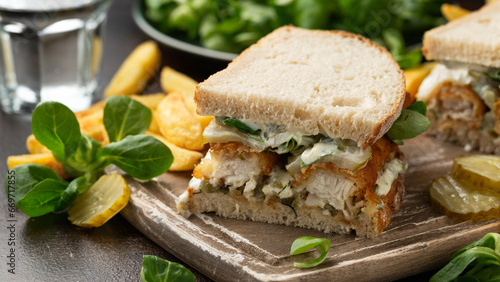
left=140, top=0, right=448, bottom=69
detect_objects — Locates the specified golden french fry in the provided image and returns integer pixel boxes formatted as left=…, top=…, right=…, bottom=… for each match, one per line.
left=75, top=101, right=104, bottom=120
left=160, top=67, right=197, bottom=98
left=147, top=116, right=162, bottom=135
left=441, top=4, right=470, bottom=21
left=26, top=134, right=50, bottom=154
left=78, top=109, right=104, bottom=133
left=104, top=41, right=161, bottom=97
left=130, top=93, right=165, bottom=110
left=75, top=107, right=110, bottom=145
left=155, top=92, right=204, bottom=150
left=160, top=67, right=214, bottom=127
left=405, top=62, right=437, bottom=98
left=146, top=131, right=203, bottom=171
left=83, top=124, right=109, bottom=145
left=7, top=153, right=68, bottom=179
left=160, top=66, right=198, bottom=115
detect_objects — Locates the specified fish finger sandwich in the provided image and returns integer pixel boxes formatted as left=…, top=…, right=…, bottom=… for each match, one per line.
left=418, top=1, right=500, bottom=153
left=177, top=26, right=425, bottom=238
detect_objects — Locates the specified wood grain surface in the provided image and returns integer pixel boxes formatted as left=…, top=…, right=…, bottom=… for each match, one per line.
left=119, top=135, right=500, bottom=281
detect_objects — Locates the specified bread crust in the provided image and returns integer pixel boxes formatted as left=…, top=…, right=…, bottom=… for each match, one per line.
left=195, top=26, right=405, bottom=148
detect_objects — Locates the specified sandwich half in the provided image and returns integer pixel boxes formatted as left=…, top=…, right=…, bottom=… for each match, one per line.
left=177, top=26, right=408, bottom=238
left=418, top=1, right=500, bottom=153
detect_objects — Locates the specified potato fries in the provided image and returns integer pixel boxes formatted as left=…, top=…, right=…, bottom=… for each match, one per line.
left=104, top=41, right=161, bottom=97
left=155, top=92, right=205, bottom=151
left=130, top=93, right=165, bottom=110
left=26, top=134, right=50, bottom=154
left=74, top=100, right=104, bottom=120
left=7, top=153, right=68, bottom=179
left=160, top=67, right=214, bottom=127
left=146, top=132, right=203, bottom=171
left=160, top=66, right=198, bottom=114
left=404, top=62, right=437, bottom=99
left=441, top=4, right=470, bottom=21
left=160, top=67, right=197, bottom=98
left=77, top=109, right=110, bottom=145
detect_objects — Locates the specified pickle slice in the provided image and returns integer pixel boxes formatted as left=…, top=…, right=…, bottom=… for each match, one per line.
left=429, top=176, right=500, bottom=221
left=452, top=155, right=500, bottom=192
left=68, top=173, right=130, bottom=228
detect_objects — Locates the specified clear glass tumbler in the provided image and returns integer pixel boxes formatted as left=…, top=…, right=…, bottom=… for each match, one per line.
left=0, top=0, right=112, bottom=114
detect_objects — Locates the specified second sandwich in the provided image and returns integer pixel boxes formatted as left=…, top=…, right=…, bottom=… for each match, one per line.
left=418, top=1, right=500, bottom=153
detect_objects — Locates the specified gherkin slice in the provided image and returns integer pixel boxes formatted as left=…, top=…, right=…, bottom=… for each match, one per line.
left=452, top=155, right=500, bottom=192
left=68, top=173, right=130, bottom=228
left=429, top=176, right=500, bottom=221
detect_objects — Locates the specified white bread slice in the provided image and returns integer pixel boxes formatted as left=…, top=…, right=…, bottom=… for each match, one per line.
left=195, top=26, right=406, bottom=148
left=422, top=1, right=500, bottom=68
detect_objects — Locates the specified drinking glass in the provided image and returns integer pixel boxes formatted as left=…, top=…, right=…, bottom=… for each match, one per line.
left=0, top=0, right=112, bottom=114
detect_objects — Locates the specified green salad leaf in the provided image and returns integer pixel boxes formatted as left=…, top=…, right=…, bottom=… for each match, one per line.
left=6, top=96, right=173, bottom=218
left=31, top=101, right=81, bottom=162
left=222, top=118, right=259, bottom=135
left=17, top=179, right=69, bottom=217
left=406, top=100, right=427, bottom=115
left=55, top=176, right=91, bottom=212
left=431, top=233, right=500, bottom=282
left=387, top=101, right=430, bottom=145
left=104, top=96, right=152, bottom=142
left=382, top=28, right=423, bottom=70
left=485, top=71, right=500, bottom=83
left=293, top=0, right=330, bottom=29
left=63, top=134, right=104, bottom=178
left=4, top=164, right=61, bottom=203
left=393, top=49, right=423, bottom=70
left=101, top=135, right=173, bottom=180
left=144, top=0, right=447, bottom=69
left=141, top=255, right=196, bottom=282
left=290, top=236, right=331, bottom=268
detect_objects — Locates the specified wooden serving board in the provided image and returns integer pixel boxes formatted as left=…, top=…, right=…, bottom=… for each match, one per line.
left=117, top=135, right=500, bottom=281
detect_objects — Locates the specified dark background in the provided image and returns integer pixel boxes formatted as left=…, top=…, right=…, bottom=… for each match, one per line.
left=0, top=0, right=484, bottom=281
